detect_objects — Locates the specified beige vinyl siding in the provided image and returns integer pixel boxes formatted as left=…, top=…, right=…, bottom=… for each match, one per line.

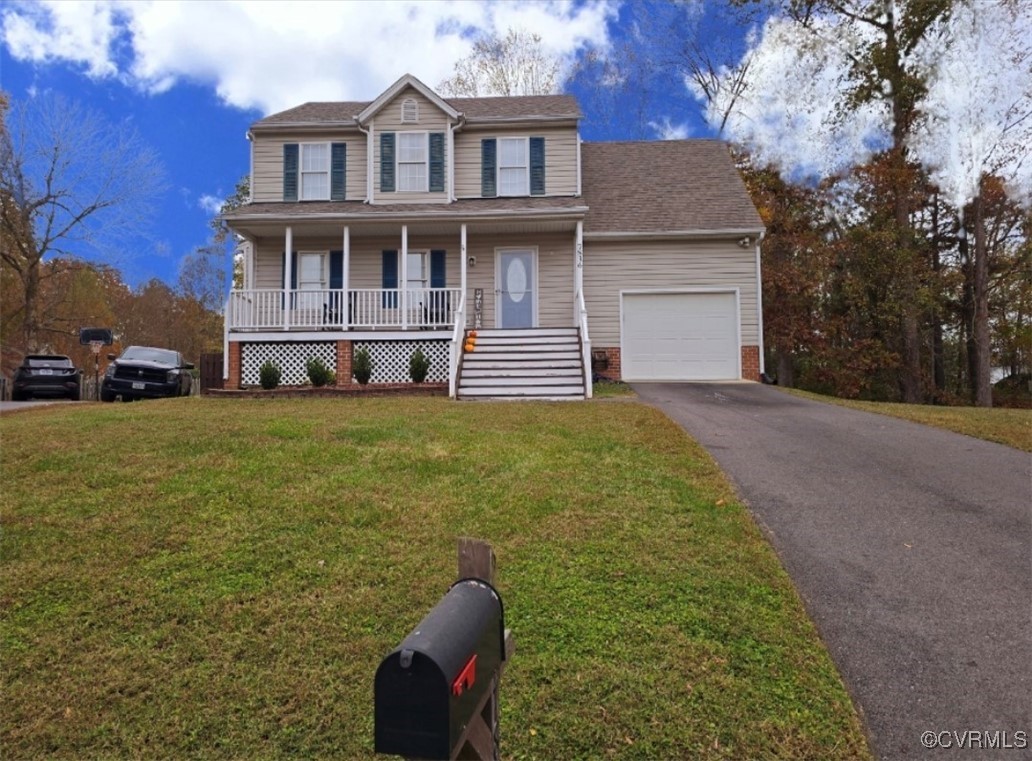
left=372, top=87, right=450, bottom=204
left=464, top=232, right=576, bottom=329
left=454, top=126, right=579, bottom=198
left=252, top=133, right=366, bottom=203
left=583, top=239, right=759, bottom=346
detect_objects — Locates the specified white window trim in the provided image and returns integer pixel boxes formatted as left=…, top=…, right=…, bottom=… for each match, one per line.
left=299, top=142, right=331, bottom=201
left=396, top=131, right=429, bottom=193
left=497, top=136, right=530, bottom=197
left=297, top=250, right=329, bottom=289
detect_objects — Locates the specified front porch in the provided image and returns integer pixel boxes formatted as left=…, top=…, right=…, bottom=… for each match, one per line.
left=226, top=287, right=461, bottom=332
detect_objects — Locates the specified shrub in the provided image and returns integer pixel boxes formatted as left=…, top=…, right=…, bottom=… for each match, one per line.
left=409, top=349, right=430, bottom=383
left=259, top=360, right=281, bottom=390
left=353, top=347, right=372, bottom=385
left=306, top=356, right=335, bottom=387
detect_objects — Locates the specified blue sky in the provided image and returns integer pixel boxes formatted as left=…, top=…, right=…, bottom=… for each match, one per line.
left=0, top=0, right=749, bottom=290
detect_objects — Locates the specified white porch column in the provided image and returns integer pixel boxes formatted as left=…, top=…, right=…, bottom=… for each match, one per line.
left=574, top=221, right=584, bottom=323
left=284, top=226, right=293, bottom=330
left=342, top=226, right=350, bottom=329
left=400, top=225, right=408, bottom=329
left=460, top=224, right=467, bottom=306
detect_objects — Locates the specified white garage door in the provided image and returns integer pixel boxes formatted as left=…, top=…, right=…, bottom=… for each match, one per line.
left=621, top=292, right=740, bottom=380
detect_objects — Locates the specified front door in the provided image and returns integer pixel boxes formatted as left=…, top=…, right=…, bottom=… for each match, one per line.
left=498, top=250, right=535, bottom=329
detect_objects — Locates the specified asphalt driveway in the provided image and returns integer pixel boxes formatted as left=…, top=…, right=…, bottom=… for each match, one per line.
left=633, top=383, right=1031, bottom=760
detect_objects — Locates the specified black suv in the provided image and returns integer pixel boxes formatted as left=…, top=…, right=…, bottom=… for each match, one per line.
left=101, top=346, right=194, bottom=402
left=12, top=355, right=82, bottom=401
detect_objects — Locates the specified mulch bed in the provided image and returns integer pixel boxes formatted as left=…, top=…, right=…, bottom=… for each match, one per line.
left=204, top=383, right=448, bottom=399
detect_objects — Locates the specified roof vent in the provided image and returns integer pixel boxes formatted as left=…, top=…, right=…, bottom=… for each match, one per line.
left=401, top=98, right=419, bottom=123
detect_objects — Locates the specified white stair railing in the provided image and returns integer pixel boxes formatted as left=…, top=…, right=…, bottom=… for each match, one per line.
left=449, top=295, right=467, bottom=398
left=576, top=289, right=592, bottom=399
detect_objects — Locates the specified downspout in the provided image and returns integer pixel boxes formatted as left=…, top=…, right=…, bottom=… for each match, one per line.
left=354, top=116, right=373, bottom=204
left=246, top=130, right=254, bottom=202
left=450, top=114, right=466, bottom=202
left=755, top=230, right=766, bottom=378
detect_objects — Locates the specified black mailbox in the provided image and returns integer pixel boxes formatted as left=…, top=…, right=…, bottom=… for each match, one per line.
left=375, top=579, right=505, bottom=759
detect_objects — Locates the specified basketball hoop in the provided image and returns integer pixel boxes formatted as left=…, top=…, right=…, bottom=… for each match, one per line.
left=90, top=340, right=104, bottom=355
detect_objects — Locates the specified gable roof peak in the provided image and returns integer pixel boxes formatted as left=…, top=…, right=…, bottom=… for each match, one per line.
left=356, top=73, right=460, bottom=124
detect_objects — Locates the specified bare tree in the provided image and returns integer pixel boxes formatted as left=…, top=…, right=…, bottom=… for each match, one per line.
left=0, top=93, right=164, bottom=353
left=438, top=28, right=563, bottom=97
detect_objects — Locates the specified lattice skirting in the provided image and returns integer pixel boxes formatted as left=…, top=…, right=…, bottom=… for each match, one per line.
left=354, top=340, right=449, bottom=384
left=241, top=341, right=336, bottom=386
left=239, top=339, right=450, bottom=385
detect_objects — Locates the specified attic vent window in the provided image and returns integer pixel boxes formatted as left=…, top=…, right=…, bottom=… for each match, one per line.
left=401, top=98, right=419, bottom=123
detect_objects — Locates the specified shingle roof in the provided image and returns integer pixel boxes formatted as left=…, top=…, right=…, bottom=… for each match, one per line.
left=254, top=95, right=580, bottom=128
left=581, top=140, right=764, bottom=234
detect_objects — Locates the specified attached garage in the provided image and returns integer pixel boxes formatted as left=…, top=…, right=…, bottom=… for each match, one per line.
left=620, top=290, right=741, bottom=381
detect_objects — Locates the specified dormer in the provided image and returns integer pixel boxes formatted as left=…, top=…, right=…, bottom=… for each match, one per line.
left=356, top=74, right=463, bottom=205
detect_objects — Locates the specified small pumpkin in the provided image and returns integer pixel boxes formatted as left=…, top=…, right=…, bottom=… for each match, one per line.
left=468, top=330, right=478, bottom=338
left=464, top=342, right=475, bottom=353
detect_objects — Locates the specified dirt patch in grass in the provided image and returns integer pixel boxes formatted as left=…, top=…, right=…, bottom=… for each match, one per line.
left=1, top=397, right=871, bottom=759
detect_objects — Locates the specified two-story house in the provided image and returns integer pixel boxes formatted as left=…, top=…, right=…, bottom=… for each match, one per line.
left=222, top=74, right=764, bottom=399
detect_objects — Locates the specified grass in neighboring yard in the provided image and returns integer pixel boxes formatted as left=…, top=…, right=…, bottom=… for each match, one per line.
left=779, top=388, right=1032, bottom=453
left=1, top=398, right=871, bottom=760
left=591, top=379, right=635, bottom=398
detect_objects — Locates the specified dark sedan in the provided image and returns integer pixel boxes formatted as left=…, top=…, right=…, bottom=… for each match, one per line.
left=101, top=346, right=194, bottom=402
left=12, top=355, right=82, bottom=401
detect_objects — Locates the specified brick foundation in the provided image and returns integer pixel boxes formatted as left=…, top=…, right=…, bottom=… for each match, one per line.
left=741, top=345, right=760, bottom=381
left=336, top=340, right=353, bottom=386
left=591, top=347, right=623, bottom=381
left=228, top=342, right=242, bottom=389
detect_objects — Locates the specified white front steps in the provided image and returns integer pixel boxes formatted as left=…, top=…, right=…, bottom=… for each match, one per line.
left=457, top=328, right=587, bottom=401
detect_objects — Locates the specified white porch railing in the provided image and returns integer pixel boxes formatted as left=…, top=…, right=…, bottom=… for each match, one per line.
left=577, top=288, right=592, bottom=399
left=226, top=288, right=460, bottom=331
left=448, top=294, right=467, bottom=398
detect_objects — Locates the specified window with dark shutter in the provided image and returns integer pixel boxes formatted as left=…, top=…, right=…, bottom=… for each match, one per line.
left=283, top=144, right=299, bottom=201
left=331, top=143, right=346, bottom=201
left=429, top=133, right=445, bottom=193
left=380, top=133, right=396, bottom=193
left=529, top=137, right=545, bottom=196
left=481, top=138, right=497, bottom=197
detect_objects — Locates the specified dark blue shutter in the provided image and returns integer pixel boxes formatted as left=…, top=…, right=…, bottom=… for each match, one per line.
left=283, top=144, right=299, bottom=201
left=331, top=143, right=346, bottom=201
left=430, top=250, right=446, bottom=288
left=328, top=250, right=344, bottom=321
left=282, top=251, right=298, bottom=308
left=530, top=137, right=545, bottom=196
left=329, top=250, right=344, bottom=289
left=380, top=133, right=395, bottom=192
left=429, top=133, right=445, bottom=192
left=382, top=250, right=398, bottom=308
left=481, top=138, right=497, bottom=197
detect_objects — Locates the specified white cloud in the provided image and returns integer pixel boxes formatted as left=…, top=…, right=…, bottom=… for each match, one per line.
left=648, top=117, right=690, bottom=140
left=1, top=0, right=618, bottom=114
left=198, top=194, right=223, bottom=215
left=910, top=0, right=1032, bottom=209
left=699, top=15, right=888, bottom=180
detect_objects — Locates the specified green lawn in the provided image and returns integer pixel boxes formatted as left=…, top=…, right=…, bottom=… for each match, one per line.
left=779, top=388, right=1032, bottom=452
left=1, top=398, right=871, bottom=760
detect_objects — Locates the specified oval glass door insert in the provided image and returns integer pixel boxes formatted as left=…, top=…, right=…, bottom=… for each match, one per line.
left=507, top=258, right=527, bottom=303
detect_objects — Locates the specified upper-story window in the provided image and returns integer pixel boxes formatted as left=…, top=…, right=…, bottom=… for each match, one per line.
left=398, top=132, right=428, bottom=192
left=481, top=137, right=544, bottom=198
left=401, top=98, right=419, bottom=123
left=498, top=138, right=529, bottom=196
left=301, top=143, right=329, bottom=200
